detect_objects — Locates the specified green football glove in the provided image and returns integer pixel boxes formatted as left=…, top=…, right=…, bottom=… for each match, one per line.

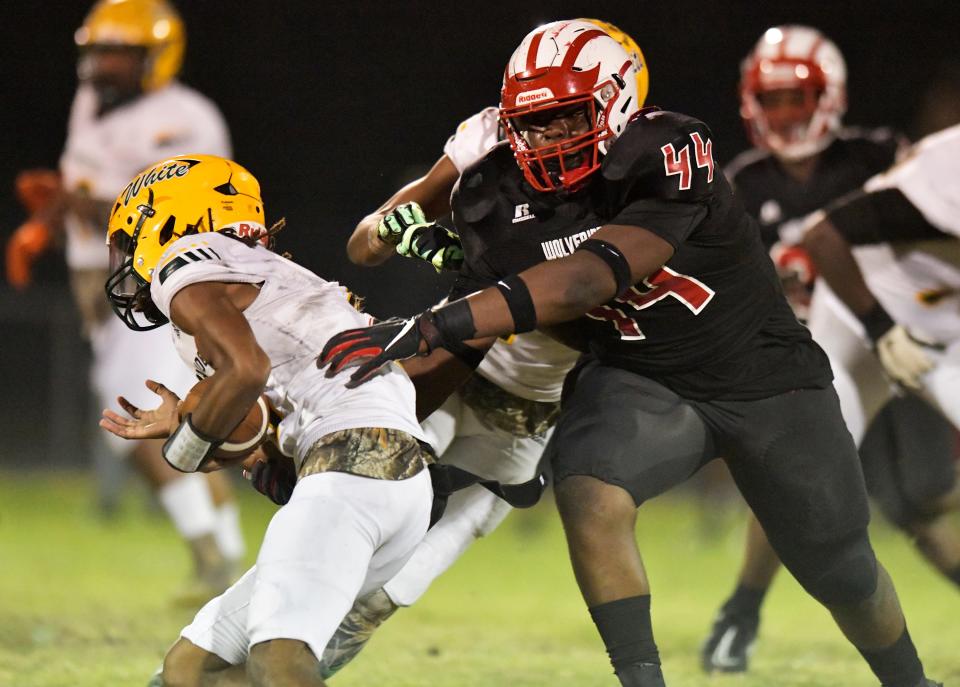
left=377, top=202, right=464, bottom=272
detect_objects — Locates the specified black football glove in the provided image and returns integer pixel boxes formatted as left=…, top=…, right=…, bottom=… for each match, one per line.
left=246, top=455, right=297, bottom=506
left=378, top=202, right=464, bottom=272
left=317, top=313, right=442, bottom=388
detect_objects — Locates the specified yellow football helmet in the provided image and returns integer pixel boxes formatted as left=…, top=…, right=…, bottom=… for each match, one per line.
left=75, top=0, right=185, bottom=92
left=580, top=18, right=649, bottom=108
left=105, top=154, right=265, bottom=330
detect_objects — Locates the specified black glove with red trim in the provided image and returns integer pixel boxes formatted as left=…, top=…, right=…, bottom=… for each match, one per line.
left=318, top=313, right=442, bottom=388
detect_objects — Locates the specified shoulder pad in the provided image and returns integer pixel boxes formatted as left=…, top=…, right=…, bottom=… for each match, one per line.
left=602, top=110, right=717, bottom=202
left=452, top=142, right=514, bottom=224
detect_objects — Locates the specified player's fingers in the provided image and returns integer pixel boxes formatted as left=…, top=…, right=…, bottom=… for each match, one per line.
left=345, top=359, right=385, bottom=389
left=145, top=379, right=178, bottom=401
left=117, top=396, right=142, bottom=418
left=99, top=416, right=135, bottom=438
left=324, top=346, right=382, bottom=377
left=102, top=408, right=135, bottom=426
left=318, top=330, right=369, bottom=367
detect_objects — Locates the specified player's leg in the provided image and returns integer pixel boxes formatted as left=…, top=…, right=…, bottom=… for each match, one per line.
left=321, top=393, right=544, bottom=675
left=92, top=319, right=236, bottom=603
left=206, top=470, right=246, bottom=579
left=700, top=513, right=777, bottom=672
left=315, top=395, right=461, bottom=676
left=860, top=394, right=960, bottom=588
left=702, top=288, right=886, bottom=673
left=726, top=385, right=937, bottom=687
left=129, top=439, right=234, bottom=602
left=246, top=454, right=432, bottom=685
left=159, top=567, right=259, bottom=686
left=548, top=362, right=715, bottom=687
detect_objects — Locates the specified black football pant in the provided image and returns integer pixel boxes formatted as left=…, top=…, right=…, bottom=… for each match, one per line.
left=544, top=360, right=876, bottom=605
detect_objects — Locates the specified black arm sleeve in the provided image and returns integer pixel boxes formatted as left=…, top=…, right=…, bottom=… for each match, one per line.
left=828, top=188, right=951, bottom=245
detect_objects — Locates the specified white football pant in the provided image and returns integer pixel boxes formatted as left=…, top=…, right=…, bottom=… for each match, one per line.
left=180, top=469, right=431, bottom=663
left=382, top=391, right=548, bottom=607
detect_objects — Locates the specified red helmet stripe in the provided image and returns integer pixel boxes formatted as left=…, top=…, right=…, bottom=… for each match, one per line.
left=560, top=29, right=606, bottom=72
left=807, top=34, right=824, bottom=62
left=525, top=30, right=546, bottom=74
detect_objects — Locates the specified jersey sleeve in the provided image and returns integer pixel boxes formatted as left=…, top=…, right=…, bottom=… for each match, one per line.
left=443, top=107, right=501, bottom=174
left=150, top=234, right=261, bottom=318
left=826, top=187, right=950, bottom=245
left=862, top=124, right=960, bottom=237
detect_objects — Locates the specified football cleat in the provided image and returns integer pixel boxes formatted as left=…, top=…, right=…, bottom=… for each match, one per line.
left=319, top=588, right=398, bottom=678
left=615, top=662, right=666, bottom=687
left=700, top=609, right=759, bottom=673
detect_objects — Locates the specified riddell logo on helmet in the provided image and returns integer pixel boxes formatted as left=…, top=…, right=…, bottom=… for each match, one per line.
left=516, top=88, right=555, bottom=105
left=121, top=158, right=200, bottom=206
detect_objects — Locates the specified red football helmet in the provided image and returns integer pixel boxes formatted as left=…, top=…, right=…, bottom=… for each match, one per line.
left=500, top=20, right=644, bottom=193
left=740, top=25, right=847, bottom=160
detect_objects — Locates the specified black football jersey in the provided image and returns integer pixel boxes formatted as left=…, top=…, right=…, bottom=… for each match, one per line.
left=726, top=128, right=902, bottom=249
left=449, top=110, right=832, bottom=401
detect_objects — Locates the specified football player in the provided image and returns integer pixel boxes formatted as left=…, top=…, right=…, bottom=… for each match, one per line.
left=4, top=0, right=244, bottom=604
left=99, top=155, right=435, bottom=687
left=319, top=20, right=941, bottom=687
left=324, top=18, right=645, bottom=678
left=701, top=26, right=960, bottom=674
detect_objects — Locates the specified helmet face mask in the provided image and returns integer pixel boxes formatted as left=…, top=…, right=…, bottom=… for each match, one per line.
left=500, top=20, right=646, bottom=193
left=78, top=44, right=147, bottom=109
left=740, top=25, right=847, bottom=161
left=104, top=155, right=266, bottom=331
left=76, top=0, right=185, bottom=95
left=505, top=96, right=605, bottom=193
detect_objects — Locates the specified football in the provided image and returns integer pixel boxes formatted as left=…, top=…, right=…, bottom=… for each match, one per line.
left=178, top=377, right=271, bottom=463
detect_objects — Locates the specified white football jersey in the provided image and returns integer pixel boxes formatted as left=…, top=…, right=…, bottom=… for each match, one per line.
left=853, top=124, right=960, bottom=342
left=60, top=82, right=231, bottom=270
left=151, top=232, right=424, bottom=466
left=443, top=108, right=579, bottom=402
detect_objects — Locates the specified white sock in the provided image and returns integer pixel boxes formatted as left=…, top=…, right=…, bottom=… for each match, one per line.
left=157, top=473, right=218, bottom=540
left=214, top=502, right=246, bottom=562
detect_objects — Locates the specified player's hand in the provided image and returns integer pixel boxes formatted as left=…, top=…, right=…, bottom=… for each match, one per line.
left=5, top=220, right=52, bottom=289
left=99, top=379, right=182, bottom=440
left=15, top=169, right=61, bottom=215
left=875, top=325, right=939, bottom=390
left=378, top=202, right=464, bottom=272
left=244, top=451, right=297, bottom=505
left=317, top=314, right=436, bottom=388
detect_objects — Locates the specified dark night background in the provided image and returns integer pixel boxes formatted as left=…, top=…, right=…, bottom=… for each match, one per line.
left=2, top=0, right=959, bottom=465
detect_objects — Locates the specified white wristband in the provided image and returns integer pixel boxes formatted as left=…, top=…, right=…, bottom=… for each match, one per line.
left=162, top=415, right=220, bottom=472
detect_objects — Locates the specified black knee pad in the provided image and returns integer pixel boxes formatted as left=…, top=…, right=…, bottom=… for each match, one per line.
left=789, top=531, right=879, bottom=606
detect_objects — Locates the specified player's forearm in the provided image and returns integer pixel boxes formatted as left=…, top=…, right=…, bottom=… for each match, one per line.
left=446, top=252, right=617, bottom=341
left=803, top=217, right=878, bottom=317
left=346, top=212, right=394, bottom=266
left=188, top=353, right=270, bottom=440
left=347, top=157, right=459, bottom=267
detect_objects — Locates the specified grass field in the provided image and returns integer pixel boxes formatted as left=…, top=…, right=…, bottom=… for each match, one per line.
left=1, top=471, right=957, bottom=687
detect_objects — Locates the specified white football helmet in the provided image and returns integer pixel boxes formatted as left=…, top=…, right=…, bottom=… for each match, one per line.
left=500, top=19, right=645, bottom=192
left=740, top=25, right=847, bottom=160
